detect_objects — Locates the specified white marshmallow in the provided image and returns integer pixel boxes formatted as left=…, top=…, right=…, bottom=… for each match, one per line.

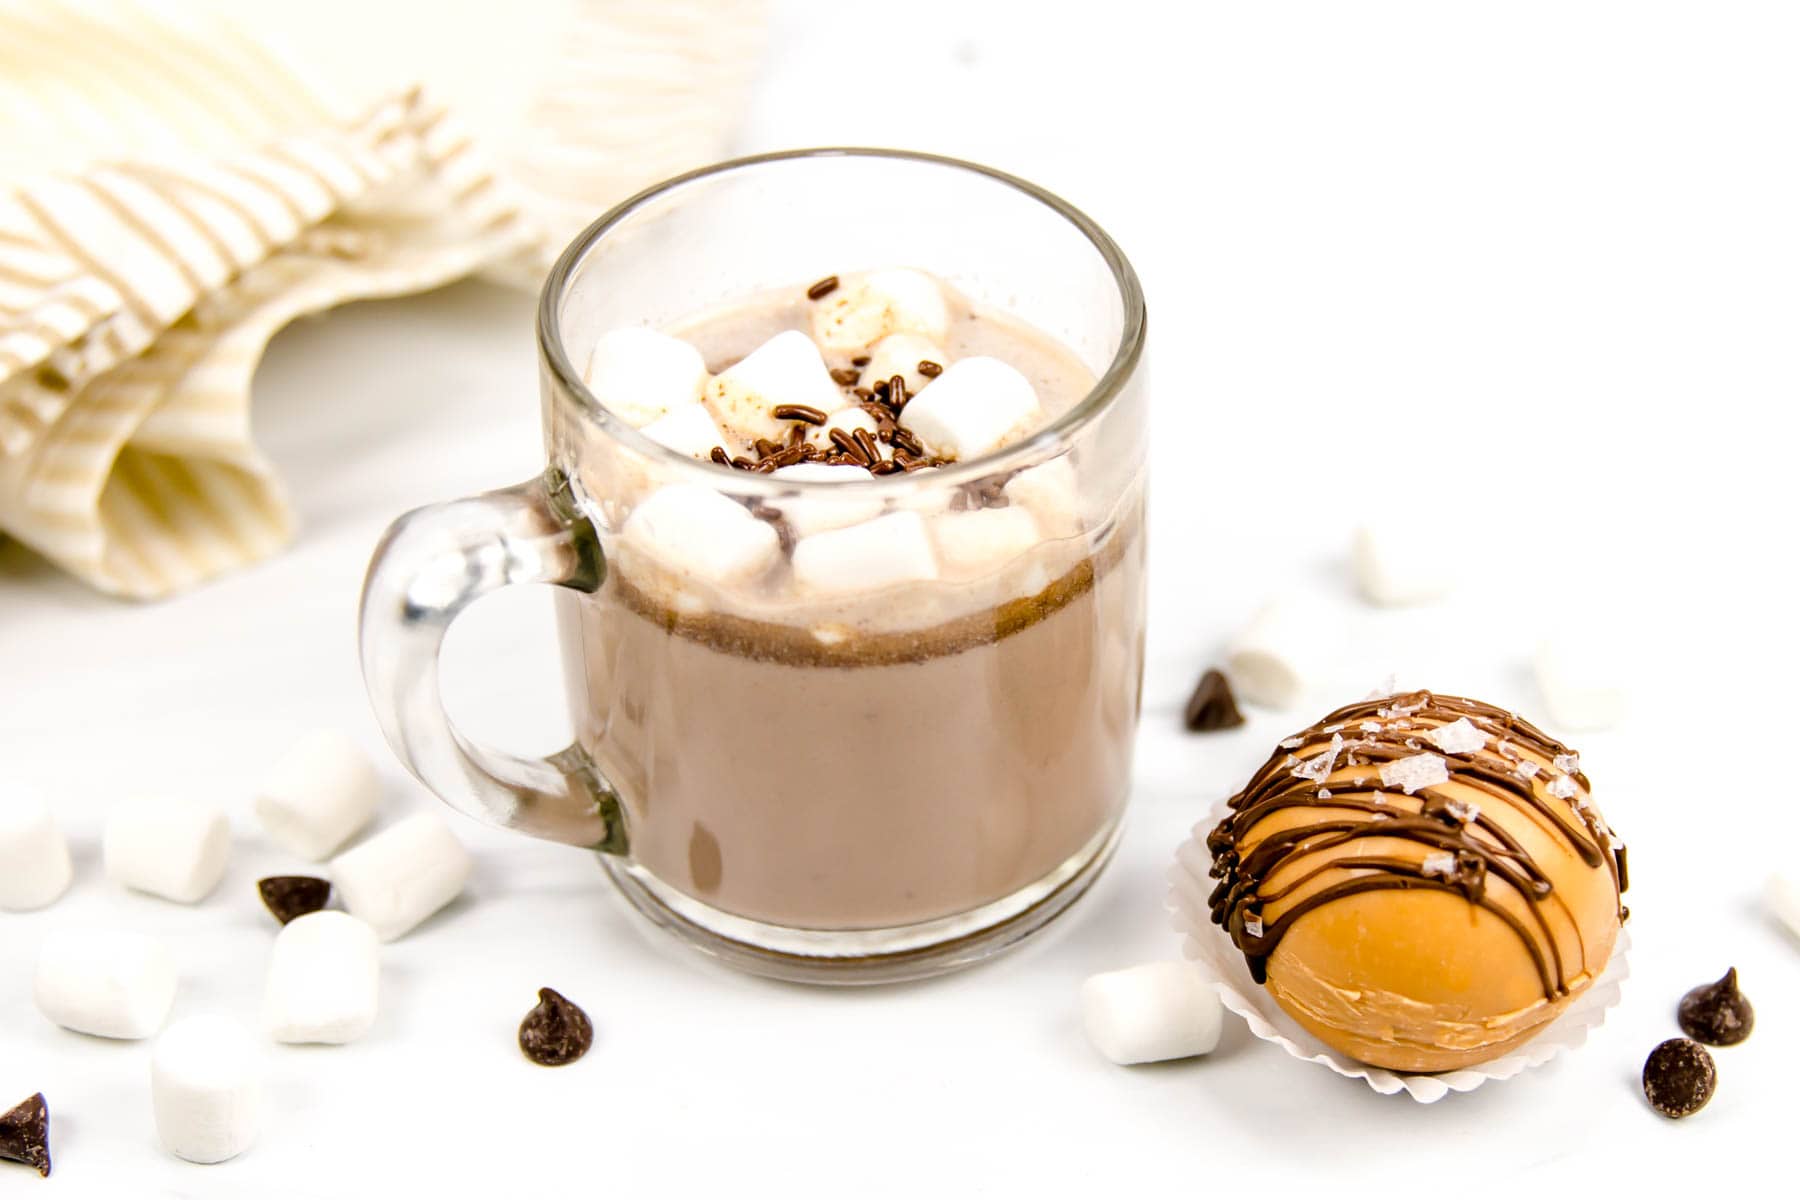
left=706, top=329, right=843, bottom=446
left=583, top=326, right=708, bottom=428
left=34, top=929, right=177, bottom=1039
left=931, top=506, right=1041, bottom=579
left=805, top=407, right=892, bottom=460
left=1003, top=456, right=1082, bottom=537
left=103, top=798, right=230, bottom=904
left=622, top=484, right=781, bottom=586
left=151, top=1015, right=262, bottom=1164
left=263, top=911, right=380, bottom=1045
left=254, top=730, right=381, bottom=862
left=641, top=402, right=728, bottom=460
left=1351, top=521, right=1456, bottom=606
left=770, top=463, right=883, bottom=537
left=791, top=511, right=939, bottom=598
left=0, top=790, right=73, bottom=911
left=860, top=332, right=947, bottom=398
left=810, top=268, right=951, bottom=352
left=1226, top=599, right=1334, bottom=710
left=902, top=356, right=1041, bottom=461
left=1535, top=631, right=1627, bottom=731
left=1081, top=961, right=1224, bottom=1065
left=329, top=812, right=472, bottom=942
left=1768, top=874, right=1800, bottom=942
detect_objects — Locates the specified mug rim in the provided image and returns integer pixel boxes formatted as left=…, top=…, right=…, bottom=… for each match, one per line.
left=536, top=147, right=1146, bottom=493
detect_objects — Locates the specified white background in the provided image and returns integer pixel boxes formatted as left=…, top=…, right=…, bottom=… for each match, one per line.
left=3, top=1, right=1797, bottom=1195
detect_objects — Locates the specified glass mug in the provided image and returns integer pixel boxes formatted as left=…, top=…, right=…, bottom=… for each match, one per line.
left=359, top=149, right=1147, bottom=983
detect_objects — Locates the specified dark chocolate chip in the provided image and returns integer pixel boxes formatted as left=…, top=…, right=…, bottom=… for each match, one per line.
left=0, top=1093, right=50, bottom=1178
left=257, top=876, right=331, bottom=925
left=1678, top=967, right=1754, bottom=1046
left=1184, top=669, right=1246, bottom=732
left=1642, top=1038, right=1716, bottom=1118
left=518, top=987, right=594, bottom=1067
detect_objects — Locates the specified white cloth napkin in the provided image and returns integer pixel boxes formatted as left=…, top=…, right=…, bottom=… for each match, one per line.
left=0, top=0, right=766, bottom=598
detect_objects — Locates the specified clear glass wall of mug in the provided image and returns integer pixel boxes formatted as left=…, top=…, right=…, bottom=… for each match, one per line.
left=360, top=150, right=1147, bottom=982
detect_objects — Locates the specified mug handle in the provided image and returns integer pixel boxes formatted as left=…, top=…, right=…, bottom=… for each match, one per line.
left=358, top=468, right=627, bottom=853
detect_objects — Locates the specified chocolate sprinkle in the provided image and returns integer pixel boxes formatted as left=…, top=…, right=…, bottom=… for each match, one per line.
left=828, top=367, right=861, bottom=386
left=772, top=404, right=828, bottom=425
left=1677, top=968, right=1754, bottom=1046
left=518, top=987, right=594, bottom=1067
left=257, top=876, right=331, bottom=925
left=850, top=355, right=871, bottom=367
left=0, top=1093, right=50, bottom=1178
left=1184, top=669, right=1246, bottom=732
left=805, top=275, right=839, bottom=301
left=710, top=446, right=733, bottom=467
left=1642, top=1038, right=1716, bottom=1118
left=917, top=359, right=943, bottom=378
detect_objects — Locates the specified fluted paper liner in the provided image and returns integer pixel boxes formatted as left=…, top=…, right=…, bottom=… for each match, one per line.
left=1169, top=804, right=1630, bottom=1103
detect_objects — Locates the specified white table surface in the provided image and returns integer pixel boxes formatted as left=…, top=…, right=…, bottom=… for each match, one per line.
left=3, top=2, right=1797, bottom=1195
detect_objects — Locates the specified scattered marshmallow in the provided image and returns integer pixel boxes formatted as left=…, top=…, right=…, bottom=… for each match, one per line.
left=1003, top=456, right=1082, bottom=537
left=931, top=506, right=1041, bottom=579
left=1225, top=599, right=1333, bottom=710
left=151, top=1015, right=262, bottom=1164
left=263, top=911, right=380, bottom=1045
left=706, top=330, right=842, bottom=445
left=805, top=407, right=892, bottom=460
left=1080, top=961, right=1223, bottom=1065
left=103, top=798, right=230, bottom=904
left=583, top=326, right=708, bottom=428
left=860, top=332, right=947, bottom=397
left=770, top=463, right=883, bottom=537
left=329, top=812, right=472, bottom=942
left=1535, top=631, right=1626, bottom=731
left=0, top=791, right=73, bottom=911
left=34, top=929, right=177, bottom=1039
left=902, top=356, right=1041, bottom=460
left=1767, top=874, right=1799, bottom=942
left=621, top=484, right=781, bottom=586
left=810, top=268, right=951, bottom=352
left=1351, top=521, right=1456, bottom=606
left=255, top=730, right=381, bottom=862
left=641, top=402, right=728, bottom=460
left=791, top=511, right=939, bottom=597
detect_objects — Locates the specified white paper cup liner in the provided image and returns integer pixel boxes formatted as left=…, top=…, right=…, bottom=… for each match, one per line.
left=1168, top=805, right=1631, bottom=1103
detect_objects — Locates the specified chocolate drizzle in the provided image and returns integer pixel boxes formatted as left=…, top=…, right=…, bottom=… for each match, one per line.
left=1206, top=691, right=1626, bottom=999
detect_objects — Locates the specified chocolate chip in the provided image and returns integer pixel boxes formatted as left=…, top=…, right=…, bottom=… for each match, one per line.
left=1642, top=1038, right=1716, bottom=1118
left=0, top=1093, right=51, bottom=1178
left=257, top=876, right=331, bottom=925
left=1677, top=967, right=1754, bottom=1046
left=1184, top=669, right=1245, bottom=732
left=518, top=987, right=594, bottom=1067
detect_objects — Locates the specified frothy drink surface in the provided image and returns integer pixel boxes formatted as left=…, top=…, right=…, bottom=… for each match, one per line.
left=560, top=272, right=1144, bottom=930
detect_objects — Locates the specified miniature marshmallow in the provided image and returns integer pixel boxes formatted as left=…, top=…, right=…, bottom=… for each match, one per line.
left=1351, top=521, right=1456, bottom=606
left=641, top=402, right=729, bottom=460
left=583, top=326, right=708, bottom=428
left=706, top=330, right=842, bottom=446
left=931, top=506, right=1041, bottom=579
left=151, top=1015, right=262, bottom=1164
left=1003, top=456, right=1082, bottom=537
left=255, top=730, right=381, bottom=862
left=0, top=791, right=73, bottom=911
left=1535, top=632, right=1626, bottom=731
left=263, top=911, right=380, bottom=1044
left=860, top=332, right=947, bottom=398
left=34, top=929, right=177, bottom=1039
left=621, top=484, right=781, bottom=586
left=805, top=407, right=892, bottom=460
left=103, top=798, right=229, bottom=904
left=902, top=356, right=1042, bottom=461
left=1226, top=599, right=1334, bottom=710
left=791, top=511, right=939, bottom=597
left=1080, top=961, right=1224, bottom=1065
left=329, top=812, right=472, bottom=941
left=770, top=463, right=883, bottom=537
left=1769, top=874, right=1800, bottom=941
left=810, top=268, right=951, bottom=352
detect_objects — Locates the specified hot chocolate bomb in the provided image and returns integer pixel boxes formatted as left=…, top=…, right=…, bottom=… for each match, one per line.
left=1207, top=691, right=1627, bottom=1073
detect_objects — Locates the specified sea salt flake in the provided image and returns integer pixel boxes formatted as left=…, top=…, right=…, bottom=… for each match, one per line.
left=1323, top=723, right=1345, bottom=735
left=1514, top=760, right=1541, bottom=780
left=1317, top=789, right=1333, bottom=800
left=1421, top=852, right=1458, bottom=878
left=1495, top=739, right=1520, bottom=760
left=1547, top=775, right=1579, bottom=800
left=1279, top=737, right=1305, bottom=750
left=1378, top=753, right=1450, bottom=795
left=1360, top=721, right=1383, bottom=733
left=1426, top=718, right=1487, bottom=755
left=1291, top=734, right=1345, bottom=783
left=1554, top=753, right=1581, bottom=774
left=1243, top=915, right=1265, bottom=938
left=1444, top=799, right=1480, bottom=823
